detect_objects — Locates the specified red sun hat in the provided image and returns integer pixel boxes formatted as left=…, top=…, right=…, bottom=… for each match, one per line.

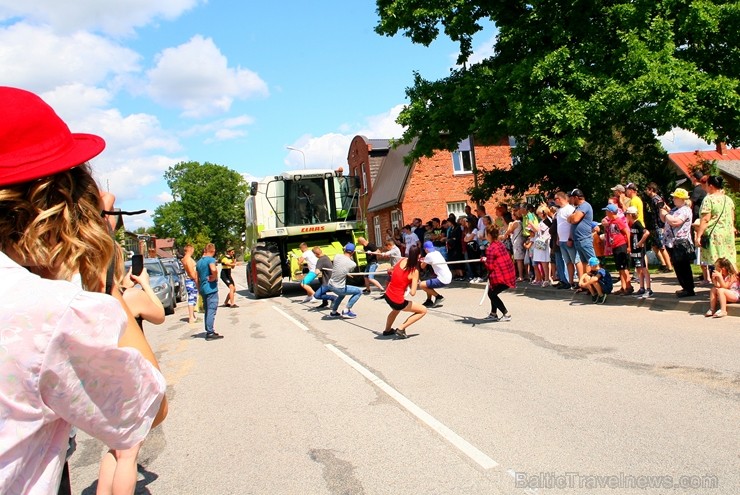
left=0, top=86, right=105, bottom=187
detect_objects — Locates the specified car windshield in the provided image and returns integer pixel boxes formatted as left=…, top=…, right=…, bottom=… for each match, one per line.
left=164, top=265, right=175, bottom=275
left=145, top=262, right=165, bottom=276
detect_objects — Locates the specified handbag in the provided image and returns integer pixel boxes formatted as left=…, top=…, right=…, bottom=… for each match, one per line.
left=534, top=238, right=548, bottom=250
left=701, top=195, right=728, bottom=250
left=502, top=237, right=513, bottom=253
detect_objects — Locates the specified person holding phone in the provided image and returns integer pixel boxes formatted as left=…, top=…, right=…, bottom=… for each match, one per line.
left=0, top=86, right=167, bottom=494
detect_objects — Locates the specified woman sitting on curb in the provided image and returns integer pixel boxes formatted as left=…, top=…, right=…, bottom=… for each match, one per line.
left=707, top=257, right=739, bottom=318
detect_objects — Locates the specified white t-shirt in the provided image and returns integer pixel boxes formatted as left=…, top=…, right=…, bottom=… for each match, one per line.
left=423, top=250, right=452, bottom=284
left=301, top=249, right=318, bottom=271
left=556, top=204, right=575, bottom=242
left=404, top=232, right=419, bottom=253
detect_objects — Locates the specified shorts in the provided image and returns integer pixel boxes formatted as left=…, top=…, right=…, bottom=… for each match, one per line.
left=559, top=241, right=578, bottom=265
left=220, top=271, right=235, bottom=287
left=384, top=294, right=410, bottom=311
left=651, top=227, right=665, bottom=249
left=612, top=244, right=629, bottom=270
left=631, top=253, right=647, bottom=269
left=425, top=278, right=448, bottom=290
left=185, top=279, right=198, bottom=306
left=574, top=239, right=596, bottom=264
left=301, top=271, right=317, bottom=286
left=366, top=262, right=378, bottom=280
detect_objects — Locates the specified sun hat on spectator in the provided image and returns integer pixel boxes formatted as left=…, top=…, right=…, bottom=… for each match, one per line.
left=344, top=243, right=355, bottom=253
left=626, top=182, right=638, bottom=191
left=0, top=86, right=105, bottom=187
left=423, top=241, right=436, bottom=252
left=588, top=256, right=600, bottom=266
left=602, top=203, right=619, bottom=213
left=610, top=184, right=625, bottom=193
left=568, top=188, right=584, bottom=197
left=625, top=206, right=638, bottom=215
left=671, top=188, right=690, bottom=200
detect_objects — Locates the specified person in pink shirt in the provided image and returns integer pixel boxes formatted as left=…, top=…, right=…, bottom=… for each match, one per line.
left=602, top=203, right=634, bottom=295
left=0, top=86, right=167, bottom=494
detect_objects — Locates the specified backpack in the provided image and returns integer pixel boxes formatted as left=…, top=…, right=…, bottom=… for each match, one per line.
left=599, top=268, right=614, bottom=294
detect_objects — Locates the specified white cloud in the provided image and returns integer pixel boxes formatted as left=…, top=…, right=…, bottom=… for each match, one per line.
left=284, top=105, right=406, bottom=170
left=658, top=128, right=712, bottom=153
left=182, top=114, right=255, bottom=143
left=156, top=191, right=174, bottom=203
left=147, top=35, right=269, bottom=117
left=0, top=0, right=202, bottom=36
left=0, top=23, right=140, bottom=92
left=464, top=33, right=497, bottom=67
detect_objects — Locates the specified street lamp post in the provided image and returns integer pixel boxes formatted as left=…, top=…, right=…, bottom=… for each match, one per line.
left=286, top=146, right=306, bottom=169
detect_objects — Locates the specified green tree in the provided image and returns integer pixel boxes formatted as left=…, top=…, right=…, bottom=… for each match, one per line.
left=376, top=0, right=740, bottom=200
left=152, top=161, right=246, bottom=251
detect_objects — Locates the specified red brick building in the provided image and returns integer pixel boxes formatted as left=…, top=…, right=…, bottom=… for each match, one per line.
left=347, top=135, right=514, bottom=246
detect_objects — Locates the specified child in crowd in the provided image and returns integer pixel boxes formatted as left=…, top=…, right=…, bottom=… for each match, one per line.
left=579, top=257, right=613, bottom=304
left=626, top=206, right=653, bottom=298
left=603, top=203, right=633, bottom=295
left=707, top=257, right=739, bottom=318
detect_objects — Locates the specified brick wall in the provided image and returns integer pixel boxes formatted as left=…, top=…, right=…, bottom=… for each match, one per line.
left=402, top=138, right=512, bottom=223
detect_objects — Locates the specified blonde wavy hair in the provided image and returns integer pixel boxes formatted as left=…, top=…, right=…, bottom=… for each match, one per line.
left=0, top=164, right=114, bottom=292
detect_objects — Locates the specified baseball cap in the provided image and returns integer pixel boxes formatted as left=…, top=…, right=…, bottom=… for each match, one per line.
left=625, top=206, right=638, bottom=215
left=602, top=203, right=618, bottom=213
left=626, top=182, right=637, bottom=191
left=423, top=241, right=436, bottom=252
left=590, top=221, right=600, bottom=229
left=611, top=184, right=625, bottom=193
left=588, top=256, right=600, bottom=266
left=344, top=242, right=355, bottom=253
left=0, top=87, right=106, bottom=186
left=568, top=188, right=584, bottom=197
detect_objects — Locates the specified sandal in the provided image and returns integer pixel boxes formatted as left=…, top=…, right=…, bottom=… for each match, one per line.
left=705, top=310, right=714, bottom=318
left=713, top=310, right=726, bottom=318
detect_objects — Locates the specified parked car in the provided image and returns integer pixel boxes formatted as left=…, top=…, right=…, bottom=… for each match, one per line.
left=124, top=257, right=176, bottom=315
left=161, top=258, right=187, bottom=303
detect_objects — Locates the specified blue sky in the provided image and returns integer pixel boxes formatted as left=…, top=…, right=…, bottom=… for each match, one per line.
left=0, top=1, right=710, bottom=228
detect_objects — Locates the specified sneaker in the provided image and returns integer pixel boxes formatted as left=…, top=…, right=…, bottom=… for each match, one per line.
left=382, top=328, right=396, bottom=336
left=395, top=328, right=408, bottom=339
left=641, top=289, right=654, bottom=299
left=484, top=313, right=499, bottom=321
left=499, top=314, right=512, bottom=322
left=592, top=294, right=599, bottom=303
left=362, top=289, right=371, bottom=295
left=301, top=296, right=313, bottom=303
left=341, top=310, right=357, bottom=319
left=328, top=311, right=341, bottom=318
left=624, top=287, right=634, bottom=295
left=633, top=288, right=646, bottom=297
left=422, top=299, right=434, bottom=307
left=597, top=294, right=607, bottom=304
left=433, top=295, right=444, bottom=307
left=318, top=301, right=329, bottom=308
left=205, top=332, right=224, bottom=341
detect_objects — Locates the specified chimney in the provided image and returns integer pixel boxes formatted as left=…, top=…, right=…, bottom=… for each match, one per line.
left=716, top=141, right=727, bottom=155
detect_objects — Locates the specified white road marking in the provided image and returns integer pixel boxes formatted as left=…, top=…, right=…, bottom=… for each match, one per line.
left=325, top=343, right=499, bottom=470
left=271, top=305, right=308, bottom=331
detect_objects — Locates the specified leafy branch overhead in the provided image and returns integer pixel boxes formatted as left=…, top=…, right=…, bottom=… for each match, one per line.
left=375, top=0, right=740, bottom=199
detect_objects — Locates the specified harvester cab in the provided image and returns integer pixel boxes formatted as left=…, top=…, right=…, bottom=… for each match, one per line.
left=245, top=169, right=366, bottom=298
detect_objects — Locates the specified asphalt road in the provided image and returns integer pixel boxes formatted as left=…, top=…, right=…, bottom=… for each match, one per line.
left=70, top=268, right=740, bottom=495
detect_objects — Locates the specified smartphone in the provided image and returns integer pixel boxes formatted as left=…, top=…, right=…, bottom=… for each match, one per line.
left=131, top=254, right=144, bottom=276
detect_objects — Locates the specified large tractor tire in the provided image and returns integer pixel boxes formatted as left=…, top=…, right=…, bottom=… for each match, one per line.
left=253, top=244, right=282, bottom=298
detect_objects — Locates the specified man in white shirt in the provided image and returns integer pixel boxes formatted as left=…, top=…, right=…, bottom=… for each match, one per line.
left=298, top=242, right=319, bottom=302
left=419, top=241, right=452, bottom=307
left=402, top=224, right=420, bottom=254
left=554, top=191, right=580, bottom=288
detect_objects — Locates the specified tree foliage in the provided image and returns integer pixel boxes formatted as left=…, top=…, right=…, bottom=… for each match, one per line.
left=152, top=161, right=246, bottom=252
left=376, top=0, right=740, bottom=200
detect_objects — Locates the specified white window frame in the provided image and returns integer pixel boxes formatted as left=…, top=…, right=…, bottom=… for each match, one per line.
left=391, top=210, right=403, bottom=231
left=373, top=216, right=382, bottom=246
left=451, top=150, right=473, bottom=174
left=447, top=201, right=466, bottom=218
